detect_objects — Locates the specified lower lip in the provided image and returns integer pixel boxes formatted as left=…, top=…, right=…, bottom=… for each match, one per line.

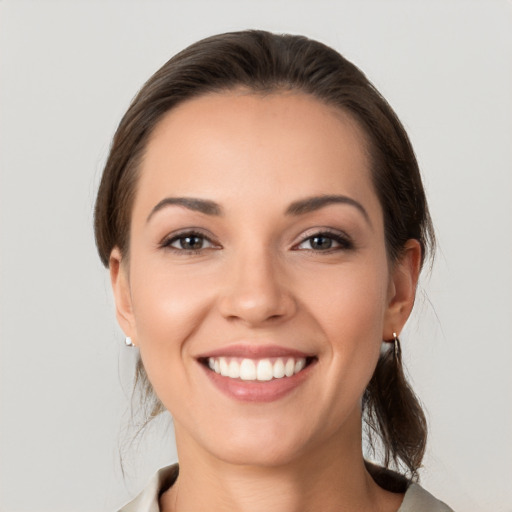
left=200, top=361, right=315, bottom=403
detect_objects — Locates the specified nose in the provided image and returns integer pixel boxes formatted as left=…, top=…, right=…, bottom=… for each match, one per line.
left=217, top=248, right=297, bottom=326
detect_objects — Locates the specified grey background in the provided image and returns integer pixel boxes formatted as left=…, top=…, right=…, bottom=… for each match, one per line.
left=1, top=1, right=511, bottom=511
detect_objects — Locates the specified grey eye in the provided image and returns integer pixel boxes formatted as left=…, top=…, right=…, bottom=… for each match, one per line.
left=298, top=235, right=338, bottom=251
left=296, top=231, right=353, bottom=252
left=308, top=235, right=334, bottom=250
left=174, top=235, right=205, bottom=250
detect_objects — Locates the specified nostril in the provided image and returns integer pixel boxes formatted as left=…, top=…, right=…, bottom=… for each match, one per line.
left=217, top=282, right=298, bottom=326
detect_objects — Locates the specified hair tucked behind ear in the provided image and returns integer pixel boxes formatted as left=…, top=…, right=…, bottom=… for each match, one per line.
left=364, top=339, right=428, bottom=479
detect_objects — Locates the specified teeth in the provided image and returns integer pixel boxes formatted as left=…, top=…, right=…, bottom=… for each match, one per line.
left=239, top=359, right=256, bottom=380
left=284, top=358, right=295, bottom=377
left=256, top=359, right=273, bottom=381
left=207, top=356, right=308, bottom=381
left=228, top=360, right=240, bottom=379
left=294, top=359, right=306, bottom=373
left=273, top=359, right=285, bottom=378
left=219, top=357, right=229, bottom=376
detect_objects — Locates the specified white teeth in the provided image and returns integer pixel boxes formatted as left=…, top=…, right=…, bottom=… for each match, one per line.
left=294, top=359, right=306, bottom=373
left=256, top=359, right=273, bottom=381
left=219, top=357, right=229, bottom=377
left=228, top=360, right=240, bottom=379
left=284, top=358, right=295, bottom=377
left=273, top=358, right=285, bottom=378
left=208, top=356, right=309, bottom=381
left=239, top=359, right=257, bottom=380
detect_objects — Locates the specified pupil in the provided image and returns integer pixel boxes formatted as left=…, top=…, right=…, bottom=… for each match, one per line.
left=312, top=236, right=332, bottom=250
left=182, top=236, right=202, bottom=250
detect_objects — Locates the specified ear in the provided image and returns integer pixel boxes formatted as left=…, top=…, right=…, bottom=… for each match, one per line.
left=109, top=247, right=137, bottom=341
left=383, top=239, right=422, bottom=340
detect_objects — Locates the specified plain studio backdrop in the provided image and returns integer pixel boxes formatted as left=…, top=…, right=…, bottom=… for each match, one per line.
left=0, top=1, right=511, bottom=511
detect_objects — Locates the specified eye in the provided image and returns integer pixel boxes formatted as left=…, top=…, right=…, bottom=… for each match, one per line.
left=161, top=231, right=218, bottom=253
left=295, top=231, right=353, bottom=252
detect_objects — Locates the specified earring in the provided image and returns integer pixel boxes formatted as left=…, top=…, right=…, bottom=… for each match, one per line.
left=392, top=332, right=401, bottom=361
left=125, top=336, right=135, bottom=347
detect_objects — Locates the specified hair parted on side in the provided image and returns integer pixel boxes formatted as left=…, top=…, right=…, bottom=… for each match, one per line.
left=94, top=30, right=434, bottom=480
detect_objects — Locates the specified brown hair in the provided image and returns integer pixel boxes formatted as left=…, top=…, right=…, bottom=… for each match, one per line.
left=94, top=30, right=434, bottom=479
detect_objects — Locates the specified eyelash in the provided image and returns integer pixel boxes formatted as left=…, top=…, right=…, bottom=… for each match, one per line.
left=293, top=230, right=354, bottom=253
left=160, top=229, right=354, bottom=255
left=160, top=230, right=219, bottom=254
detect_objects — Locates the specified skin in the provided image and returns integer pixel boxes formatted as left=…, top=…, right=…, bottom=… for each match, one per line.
left=110, top=91, right=421, bottom=512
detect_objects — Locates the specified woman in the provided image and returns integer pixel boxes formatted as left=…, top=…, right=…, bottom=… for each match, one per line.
left=94, top=30, right=454, bottom=511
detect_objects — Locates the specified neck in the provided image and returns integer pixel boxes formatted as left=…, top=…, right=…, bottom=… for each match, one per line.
left=160, top=420, right=403, bottom=512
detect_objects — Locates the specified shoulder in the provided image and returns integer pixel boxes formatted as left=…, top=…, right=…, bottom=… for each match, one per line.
left=365, top=462, right=454, bottom=511
left=117, top=464, right=178, bottom=512
left=400, top=483, right=455, bottom=512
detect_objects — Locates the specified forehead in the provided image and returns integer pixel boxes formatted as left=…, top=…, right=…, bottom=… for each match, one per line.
left=135, top=91, right=380, bottom=219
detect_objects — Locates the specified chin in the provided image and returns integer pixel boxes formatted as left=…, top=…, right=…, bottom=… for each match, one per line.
left=196, top=416, right=319, bottom=469
left=215, top=439, right=307, bottom=468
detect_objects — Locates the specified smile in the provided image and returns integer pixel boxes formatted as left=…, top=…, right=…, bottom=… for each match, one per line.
left=197, top=346, right=317, bottom=402
left=206, top=357, right=309, bottom=381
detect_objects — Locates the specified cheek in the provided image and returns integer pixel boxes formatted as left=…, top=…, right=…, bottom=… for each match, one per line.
left=131, top=257, right=216, bottom=331
left=297, top=257, right=389, bottom=393
left=128, top=262, right=217, bottom=382
left=299, top=257, right=389, bottom=337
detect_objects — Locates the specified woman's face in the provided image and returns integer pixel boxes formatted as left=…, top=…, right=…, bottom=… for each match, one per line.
left=111, top=91, right=418, bottom=467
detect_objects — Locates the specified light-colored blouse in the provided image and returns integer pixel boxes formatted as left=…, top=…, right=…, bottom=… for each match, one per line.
left=118, top=464, right=454, bottom=512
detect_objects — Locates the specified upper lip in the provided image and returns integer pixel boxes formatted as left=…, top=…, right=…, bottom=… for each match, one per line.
left=196, top=344, right=315, bottom=359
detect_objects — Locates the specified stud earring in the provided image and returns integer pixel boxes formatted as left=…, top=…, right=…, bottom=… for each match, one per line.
left=125, top=336, right=135, bottom=347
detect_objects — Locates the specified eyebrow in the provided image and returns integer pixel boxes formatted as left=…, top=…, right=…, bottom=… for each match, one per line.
left=286, top=195, right=371, bottom=226
left=146, top=194, right=371, bottom=226
left=146, top=197, right=222, bottom=222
